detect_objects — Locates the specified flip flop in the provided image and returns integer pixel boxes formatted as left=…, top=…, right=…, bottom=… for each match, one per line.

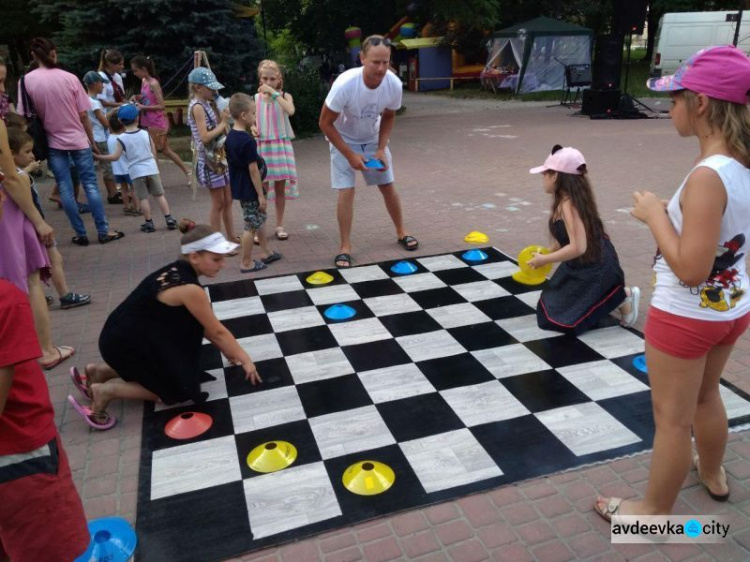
left=694, top=454, right=730, bottom=502
left=98, top=230, right=125, bottom=244
left=70, top=366, right=91, bottom=400
left=334, top=253, right=352, bottom=268
left=67, top=395, right=117, bottom=430
left=40, top=345, right=76, bottom=371
left=275, top=226, right=289, bottom=240
left=262, top=251, right=282, bottom=265
left=621, top=286, right=641, bottom=328
left=594, top=496, right=624, bottom=523
left=398, top=235, right=419, bottom=251
left=240, top=260, right=268, bottom=273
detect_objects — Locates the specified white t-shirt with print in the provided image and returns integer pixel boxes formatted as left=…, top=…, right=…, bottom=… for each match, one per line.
left=324, top=67, right=402, bottom=144
left=116, top=129, right=158, bottom=179
left=87, top=97, right=108, bottom=142
left=107, top=133, right=129, bottom=176
left=97, top=71, right=125, bottom=105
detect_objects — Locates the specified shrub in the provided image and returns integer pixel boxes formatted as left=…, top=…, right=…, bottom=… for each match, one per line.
left=283, top=65, right=329, bottom=137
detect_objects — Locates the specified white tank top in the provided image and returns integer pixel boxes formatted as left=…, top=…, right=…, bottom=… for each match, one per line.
left=651, top=154, right=750, bottom=320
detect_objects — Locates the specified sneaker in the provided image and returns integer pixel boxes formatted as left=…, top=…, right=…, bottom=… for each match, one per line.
left=59, top=292, right=91, bottom=310
left=71, top=235, right=89, bottom=246
left=140, top=221, right=156, bottom=233
left=166, top=217, right=177, bottom=230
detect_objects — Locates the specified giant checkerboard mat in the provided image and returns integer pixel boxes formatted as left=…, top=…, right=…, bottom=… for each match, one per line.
left=135, top=247, right=750, bottom=561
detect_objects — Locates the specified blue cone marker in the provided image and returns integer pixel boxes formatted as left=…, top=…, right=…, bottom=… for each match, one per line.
left=75, top=517, right=137, bottom=562
left=391, top=261, right=418, bottom=275
left=632, top=354, right=648, bottom=374
left=462, top=249, right=488, bottom=263
left=324, top=303, right=357, bottom=321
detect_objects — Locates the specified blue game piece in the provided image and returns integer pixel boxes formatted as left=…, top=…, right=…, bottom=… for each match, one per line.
left=364, top=158, right=385, bottom=170
left=324, top=304, right=357, bottom=320
left=75, top=517, right=137, bottom=562
left=462, top=249, right=488, bottom=263
left=632, top=354, right=648, bottom=374
left=391, top=261, right=418, bottom=275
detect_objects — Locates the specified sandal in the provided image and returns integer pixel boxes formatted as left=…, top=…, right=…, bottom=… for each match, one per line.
left=67, top=395, right=117, bottom=430
left=40, top=345, right=76, bottom=371
left=240, top=260, right=268, bottom=273
left=694, top=454, right=730, bottom=502
left=275, top=226, right=289, bottom=241
left=334, top=253, right=352, bottom=268
left=593, top=496, right=625, bottom=523
left=620, top=286, right=641, bottom=328
left=70, top=366, right=91, bottom=400
left=398, top=235, right=419, bottom=251
left=98, top=231, right=125, bottom=244
left=262, top=251, right=282, bottom=265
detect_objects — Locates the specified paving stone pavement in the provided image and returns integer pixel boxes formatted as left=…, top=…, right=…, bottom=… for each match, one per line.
left=39, top=92, right=750, bottom=561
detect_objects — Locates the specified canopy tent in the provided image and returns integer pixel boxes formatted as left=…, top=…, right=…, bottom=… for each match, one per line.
left=482, top=16, right=593, bottom=94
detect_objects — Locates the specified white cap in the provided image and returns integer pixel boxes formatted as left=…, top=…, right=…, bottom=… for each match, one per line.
left=181, top=232, right=239, bottom=255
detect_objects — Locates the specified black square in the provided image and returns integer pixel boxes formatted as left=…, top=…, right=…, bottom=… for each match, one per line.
left=598, top=390, right=655, bottom=446
left=380, top=311, right=442, bottom=337
left=454, top=246, right=512, bottom=265
left=433, top=267, right=487, bottom=286
left=471, top=415, right=579, bottom=481
left=343, top=339, right=412, bottom=372
left=260, top=290, right=313, bottom=313
left=224, top=358, right=293, bottom=397
left=448, top=322, right=517, bottom=351
left=221, top=314, right=274, bottom=339
left=524, top=336, right=604, bottom=368
left=145, top=398, right=235, bottom=452
left=377, top=393, right=464, bottom=441
left=496, top=276, right=549, bottom=295
left=207, top=279, right=259, bottom=302
left=416, top=353, right=496, bottom=391
left=409, top=287, right=466, bottom=309
left=234, top=419, right=322, bottom=480
left=298, top=268, right=349, bottom=288
left=317, top=300, right=375, bottom=324
left=500, top=370, right=590, bottom=412
left=353, top=279, right=405, bottom=299
left=199, top=344, right=222, bottom=371
left=276, top=325, right=337, bottom=356
left=382, top=258, right=429, bottom=278
left=610, top=353, right=650, bottom=386
left=473, top=296, right=534, bottom=320
left=297, top=373, right=373, bottom=417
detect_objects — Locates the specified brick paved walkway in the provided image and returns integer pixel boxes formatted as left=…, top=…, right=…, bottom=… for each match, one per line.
left=39, top=93, right=750, bottom=561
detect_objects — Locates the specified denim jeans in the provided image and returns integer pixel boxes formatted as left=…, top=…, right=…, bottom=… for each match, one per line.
left=47, top=148, right=109, bottom=237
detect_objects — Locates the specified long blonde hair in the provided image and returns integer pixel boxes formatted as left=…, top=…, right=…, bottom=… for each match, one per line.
left=681, top=90, right=750, bottom=167
left=258, top=59, right=283, bottom=91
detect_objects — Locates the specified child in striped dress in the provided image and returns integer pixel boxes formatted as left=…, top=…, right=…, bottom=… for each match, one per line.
left=254, top=60, right=298, bottom=241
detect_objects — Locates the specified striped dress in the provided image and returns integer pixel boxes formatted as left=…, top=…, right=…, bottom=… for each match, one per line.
left=255, top=92, right=299, bottom=200
left=188, top=98, right=229, bottom=189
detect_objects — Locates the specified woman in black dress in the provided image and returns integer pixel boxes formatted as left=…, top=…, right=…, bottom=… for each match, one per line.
left=68, top=220, right=262, bottom=429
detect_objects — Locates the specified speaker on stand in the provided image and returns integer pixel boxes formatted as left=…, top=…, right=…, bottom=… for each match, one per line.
left=583, top=35, right=624, bottom=117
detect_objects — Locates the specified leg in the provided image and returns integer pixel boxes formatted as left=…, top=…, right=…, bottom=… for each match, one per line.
left=221, top=186, right=236, bottom=240
left=28, top=271, right=74, bottom=366
left=256, top=225, right=269, bottom=258
left=160, top=137, right=190, bottom=176
left=47, top=149, right=86, bottom=236
left=103, top=177, right=118, bottom=199
left=378, top=182, right=413, bottom=243
left=139, top=199, right=152, bottom=221
left=48, top=246, right=70, bottom=298
left=274, top=180, right=287, bottom=231
left=337, top=187, right=355, bottom=256
left=154, top=194, right=171, bottom=216
left=69, top=149, right=112, bottom=237
left=90, top=378, right=160, bottom=415
left=240, top=230, right=256, bottom=270
left=208, top=187, right=225, bottom=234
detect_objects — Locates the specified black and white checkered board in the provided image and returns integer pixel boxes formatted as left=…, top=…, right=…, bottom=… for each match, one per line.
left=135, top=247, right=750, bottom=561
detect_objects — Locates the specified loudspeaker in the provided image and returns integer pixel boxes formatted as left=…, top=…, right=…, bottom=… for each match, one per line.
left=565, top=64, right=592, bottom=87
left=582, top=89, right=621, bottom=116
left=613, top=0, right=647, bottom=35
left=592, top=34, right=623, bottom=90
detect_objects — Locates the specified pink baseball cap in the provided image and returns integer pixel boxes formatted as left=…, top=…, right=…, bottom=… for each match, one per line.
left=646, top=45, right=750, bottom=104
left=529, top=145, right=586, bottom=175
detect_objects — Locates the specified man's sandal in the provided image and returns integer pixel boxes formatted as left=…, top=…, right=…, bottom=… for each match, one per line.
left=694, top=454, right=730, bottom=501
left=70, top=366, right=92, bottom=400
left=334, top=253, right=352, bottom=268
left=67, top=395, right=117, bottom=430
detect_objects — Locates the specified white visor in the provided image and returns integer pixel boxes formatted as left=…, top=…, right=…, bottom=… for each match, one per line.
left=181, top=232, right=239, bottom=255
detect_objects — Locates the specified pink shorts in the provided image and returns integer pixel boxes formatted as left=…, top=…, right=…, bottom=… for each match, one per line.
left=644, top=306, right=750, bottom=359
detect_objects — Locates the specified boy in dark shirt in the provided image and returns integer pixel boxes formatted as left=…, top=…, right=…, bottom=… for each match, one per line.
left=225, top=92, right=281, bottom=273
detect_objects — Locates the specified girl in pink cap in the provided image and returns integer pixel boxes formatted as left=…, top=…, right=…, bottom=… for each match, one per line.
left=528, top=145, right=639, bottom=334
left=595, top=46, right=750, bottom=520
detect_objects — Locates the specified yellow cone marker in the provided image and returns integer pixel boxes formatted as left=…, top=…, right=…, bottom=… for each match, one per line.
left=464, top=231, right=489, bottom=244
left=306, top=271, right=334, bottom=285
left=247, top=441, right=298, bottom=473
left=342, top=461, right=395, bottom=496
left=512, top=245, right=552, bottom=286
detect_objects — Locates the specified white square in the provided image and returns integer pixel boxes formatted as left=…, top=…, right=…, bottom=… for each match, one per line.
left=472, top=344, right=552, bottom=379
left=328, top=317, right=392, bottom=346
left=393, top=273, right=446, bottom=293
left=515, top=290, right=542, bottom=309
left=427, top=303, right=491, bottom=329
left=227, top=333, right=282, bottom=366
left=243, top=462, right=341, bottom=539
left=535, top=402, right=641, bottom=456
left=578, top=326, right=645, bottom=358
left=154, top=368, right=227, bottom=412
left=364, top=293, right=422, bottom=317
left=557, top=360, right=649, bottom=401
left=400, top=429, right=503, bottom=493
left=496, top=315, right=564, bottom=343
left=417, top=255, right=468, bottom=271
left=440, top=381, right=530, bottom=426
left=286, top=347, right=354, bottom=385
left=309, top=405, right=396, bottom=459
left=230, top=386, right=306, bottom=433
left=473, top=261, right=518, bottom=280
left=720, top=385, right=750, bottom=421
left=358, top=363, right=436, bottom=403
left=307, top=284, right=361, bottom=306
left=254, top=275, right=305, bottom=296
left=339, top=265, right=390, bottom=283
left=151, top=436, right=241, bottom=500
left=212, top=296, right=264, bottom=320
left=268, top=306, right=325, bottom=333
left=452, top=280, right=510, bottom=302
left=396, top=330, right=466, bottom=362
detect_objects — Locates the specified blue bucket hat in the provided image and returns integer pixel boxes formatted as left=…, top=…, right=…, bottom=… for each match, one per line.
left=188, top=67, right=225, bottom=90
left=117, top=104, right=139, bottom=124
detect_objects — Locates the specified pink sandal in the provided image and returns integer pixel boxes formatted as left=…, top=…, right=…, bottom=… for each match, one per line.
left=67, top=395, right=117, bottom=430
left=69, top=366, right=91, bottom=400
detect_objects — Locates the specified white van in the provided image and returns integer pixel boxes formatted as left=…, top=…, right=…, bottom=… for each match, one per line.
left=651, top=11, right=750, bottom=76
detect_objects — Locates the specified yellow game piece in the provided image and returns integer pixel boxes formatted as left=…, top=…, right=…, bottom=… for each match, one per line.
left=306, top=271, right=334, bottom=285
left=464, top=231, right=489, bottom=244
left=512, top=245, right=552, bottom=286
left=246, top=441, right=298, bottom=473
left=342, top=461, right=395, bottom=496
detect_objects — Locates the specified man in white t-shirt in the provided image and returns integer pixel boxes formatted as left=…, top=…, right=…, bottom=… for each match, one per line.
left=319, top=35, right=417, bottom=269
